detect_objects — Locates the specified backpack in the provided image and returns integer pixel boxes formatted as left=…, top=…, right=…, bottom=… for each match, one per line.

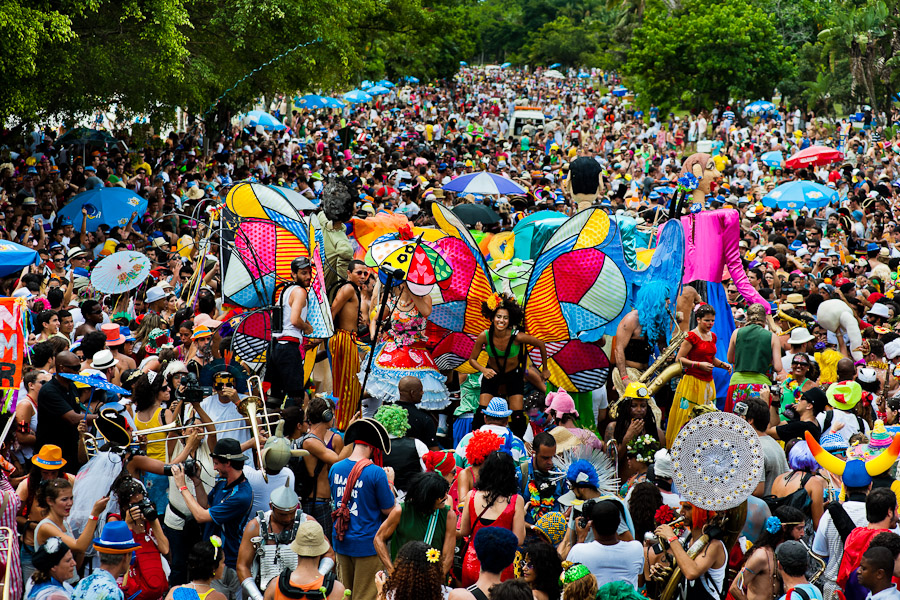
left=822, top=411, right=865, bottom=436
left=762, top=471, right=817, bottom=514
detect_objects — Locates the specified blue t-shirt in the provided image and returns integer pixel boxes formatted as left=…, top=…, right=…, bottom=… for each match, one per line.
left=778, top=584, right=823, bottom=600
left=329, top=459, right=395, bottom=557
left=204, top=474, right=253, bottom=568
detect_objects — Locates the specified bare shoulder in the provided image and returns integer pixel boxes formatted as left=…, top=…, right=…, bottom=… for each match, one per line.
left=449, top=588, right=476, bottom=600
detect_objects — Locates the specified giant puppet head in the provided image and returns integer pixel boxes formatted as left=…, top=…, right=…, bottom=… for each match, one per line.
left=814, top=298, right=864, bottom=362
left=680, top=153, right=721, bottom=206
left=566, top=156, right=604, bottom=212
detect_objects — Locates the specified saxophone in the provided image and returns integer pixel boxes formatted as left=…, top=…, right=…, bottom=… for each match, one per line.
left=612, top=328, right=687, bottom=399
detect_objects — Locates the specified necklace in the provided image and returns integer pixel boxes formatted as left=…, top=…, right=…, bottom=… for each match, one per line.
left=190, top=582, right=211, bottom=591
left=397, top=297, right=413, bottom=309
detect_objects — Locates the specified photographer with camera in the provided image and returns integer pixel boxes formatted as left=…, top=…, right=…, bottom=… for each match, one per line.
left=200, top=371, right=252, bottom=462
left=108, top=475, right=170, bottom=600
left=767, top=386, right=827, bottom=444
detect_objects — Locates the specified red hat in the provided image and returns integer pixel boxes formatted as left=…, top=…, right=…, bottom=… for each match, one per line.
left=869, top=292, right=886, bottom=303
left=101, top=323, right=126, bottom=346
left=763, top=256, right=780, bottom=270
left=834, top=277, right=851, bottom=287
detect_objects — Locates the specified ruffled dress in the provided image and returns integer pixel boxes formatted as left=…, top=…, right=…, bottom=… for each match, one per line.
left=359, top=302, right=450, bottom=409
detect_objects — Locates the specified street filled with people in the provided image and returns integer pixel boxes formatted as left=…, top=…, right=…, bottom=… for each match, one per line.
left=4, top=66, right=900, bottom=600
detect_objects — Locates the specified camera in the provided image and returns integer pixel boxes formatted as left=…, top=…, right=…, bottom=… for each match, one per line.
left=782, top=403, right=799, bottom=421
left=734, top=401, right=749, bottom=417
left=163, top=457, right=199, bottom=478
left=770, top=384, right=782, bottom=398
left=132, top=497, right=158, bottom=522
left=178, top=372, right=212, bottom=404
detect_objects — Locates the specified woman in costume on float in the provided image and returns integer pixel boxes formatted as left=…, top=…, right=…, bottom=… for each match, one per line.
left=666, top=304, right=731, bottom=448
left=362, top=281, right=449, bottom=410
left=468, top=293, right=550, bottom=437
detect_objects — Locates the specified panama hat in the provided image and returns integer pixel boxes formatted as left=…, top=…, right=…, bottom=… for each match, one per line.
left=787, top=327, right=815, bottom=345
left=826, top=380, right=863, bottom=411
left=290, top=520, right=330, bottom=557
left=32, top=445, right=66, bottom=469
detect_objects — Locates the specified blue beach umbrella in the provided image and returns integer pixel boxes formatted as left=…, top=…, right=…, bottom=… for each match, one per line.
left=368, top=85, right=390, bottom=96
left=761, top=180, right=837, bottom=209
left=58, top=188, right=148, bottom=232
left=295, top=94, right=330, bottom=110
left=760, top=151, right=784, bottom=168
left=244, top=110, right=286, bottom=131
left=343, top=90, right=374, bottom=104
left=0, top=241, right=41, bottom=277
left=442, top=172, right=528, bottom=195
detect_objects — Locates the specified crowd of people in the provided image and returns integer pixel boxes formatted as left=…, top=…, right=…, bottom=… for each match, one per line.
left=3, top=65, right=900, bottom=600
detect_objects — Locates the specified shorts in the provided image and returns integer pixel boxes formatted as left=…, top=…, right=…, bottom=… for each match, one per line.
left=266, top=341, right=306, bottom=398
left=480, top=368, right=525, bottom=399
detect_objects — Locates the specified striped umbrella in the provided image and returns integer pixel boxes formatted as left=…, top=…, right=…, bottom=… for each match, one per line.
left=442, top=172, right=528, bottom=195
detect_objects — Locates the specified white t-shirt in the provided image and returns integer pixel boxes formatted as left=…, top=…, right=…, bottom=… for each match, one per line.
left=567, top=540, right=644, bottom=588
left=243, top=466, right=295, bottom=515
left=816, top=409, right=870, bottom=443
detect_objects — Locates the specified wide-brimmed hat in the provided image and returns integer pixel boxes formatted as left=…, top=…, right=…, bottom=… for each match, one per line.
left=96, top=406, right=132, bottom=448
left=826, top=380, right=863, bottom=410
left=194, top=313, right=223, bottom=329
left=483, top=397, right=512, bottom=418
left=32, top=445, right=66, bottom=469
left=67, top=246, right=90, bottom=260
left=101, top=323, right=126, bottom=346
left=93, top=521, right=139, bottom=554
left=92, top=349, right=119, bottom=370
left=192, top=324, right=214, bottom=340
left=344, top=418, right=391, bottom=454
left=290, top=520, right=330, bottom=557
left=548, top=426, right=582, bottom=453
left=787, top=327, right=814, bottom=345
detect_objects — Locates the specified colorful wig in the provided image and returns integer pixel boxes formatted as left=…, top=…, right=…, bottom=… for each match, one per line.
left=466, top=430, right=504, bottom=466
left=634, top=283, right=672, bottom=344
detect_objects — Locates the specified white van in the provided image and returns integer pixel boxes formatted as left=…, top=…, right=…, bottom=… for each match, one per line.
left=508, top=107, right=546, bottom=139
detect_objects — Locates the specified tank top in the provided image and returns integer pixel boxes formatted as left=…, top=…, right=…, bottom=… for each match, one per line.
left=274, top=285, right=307, bottom=341
left=134, top=406, right=167, bottom=461
left=390, top=503, right=449, bottom=559
left=256, top=511, right=301, bottom=591
left=383, top=438, right=422, bottom=493
left=734, top=324, right=773, bottom=374
left=14, top=397, right=38, bottom=462
left=173, top=586, right=216, bottom=600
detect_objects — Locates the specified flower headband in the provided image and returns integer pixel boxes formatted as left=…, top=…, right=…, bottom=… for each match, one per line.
left=486, top=292, right=503, bottom=312
left=626, top=433, right=658, bottom=463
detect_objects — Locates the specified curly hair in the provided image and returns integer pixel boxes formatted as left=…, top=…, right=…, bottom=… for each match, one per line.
left=112, top=474, right=145, bottom=517
left=132, top=372, right=165, bottom=412
left=481, top=293, right=524, bottom=328
left=466, top=430, right=504, bottom=466
left=405, top=471, right=450, bottom=515
left=562, top=571, right=597, bottom=600
left=322, top=177, right=357, bottom=223
left=628, top=481, right=663, bottom=542
left=475, top=451, right=519, bottom=508
left=187, top=538, right=222, bottom=582
left=523, top=541, right=562, bottom=600
left=383, top=541, right=443, bottom=600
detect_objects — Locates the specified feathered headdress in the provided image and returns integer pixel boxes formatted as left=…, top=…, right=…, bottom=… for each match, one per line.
left=552, top=446, right=619, bottom=496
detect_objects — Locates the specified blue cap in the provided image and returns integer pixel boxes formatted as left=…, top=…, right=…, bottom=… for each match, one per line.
left=789, top=240, right=803, bottom=252
left=119, top=326, right=136, bottom=343
left=867, top=242, right=880, bottom=252
left=60, top=217, right=73, bottom=227
left=26, top=167, right=38, bottom=174
left=84, top=166, right=96, bottom=172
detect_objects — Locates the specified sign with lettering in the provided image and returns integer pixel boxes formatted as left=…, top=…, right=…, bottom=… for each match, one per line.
left=0, top=298, right=25, bottom=393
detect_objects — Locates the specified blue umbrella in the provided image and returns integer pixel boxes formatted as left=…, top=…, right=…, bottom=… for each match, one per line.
left=244, top=110, right=286, bottom=131
left=0, top=240, right=41, bottom=277
left=377, top=79, right=394, bottom=88
left=745, top=100, right=777, bottom=116
left=761, top=151, right=784, bottom=168
left=324, top=96, right=346, bottom=109
left=368, top=85, right=390, bottom=96
left=548, top=63, right=561, bottom=69
left=295, top=94, right=329, bottom=110
left=343, top=89, right=373, bottom=104
left=360, top=80, right=374, bottom=90
left=654, top=185, right=676, bottom=195
left=761, top=180, right=837, bottom=209
left=403, top=76, right=420, bottom=84
left=577, top=72, right=591, bottom=79
left=500, top=62, right=512, bottom=69
left=442, top=172, right=528, bottom=195
left=61, top=373, right=130, bottom=395
left=611, top=86, right=629, bottom=97
left=57, top=188, right=148, bottom=233
left=459, top=61, right=468, bottom=66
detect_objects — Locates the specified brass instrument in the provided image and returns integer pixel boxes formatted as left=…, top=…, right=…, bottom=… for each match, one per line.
left=0, top=526, right=13, bottom=600
left=612, top=328, right=687, bottom=398
left=659, top=501, right=747, bottom=600
left=801, top=539, right=826, bottom=585
left=775, top=309, right=806, bottom=335
left=239, top=396, right=268, bottom=482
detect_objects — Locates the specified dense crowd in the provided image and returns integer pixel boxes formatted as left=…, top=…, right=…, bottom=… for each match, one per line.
left=4, top=66, right=900, bottom=600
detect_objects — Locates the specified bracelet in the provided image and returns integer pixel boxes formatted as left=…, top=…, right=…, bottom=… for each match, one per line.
left=179, top=486, right=189, bottom=492
left=621, top=374, right=628, bottom=380
left=89, top=515, right=99, bottom=521
left=667, top=536, right=678, bottom=543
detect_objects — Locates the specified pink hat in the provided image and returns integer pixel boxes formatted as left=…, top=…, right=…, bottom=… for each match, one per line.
left=545, top=389, right=578, bottom=418
left=194, top=313, right=223, bottom=329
